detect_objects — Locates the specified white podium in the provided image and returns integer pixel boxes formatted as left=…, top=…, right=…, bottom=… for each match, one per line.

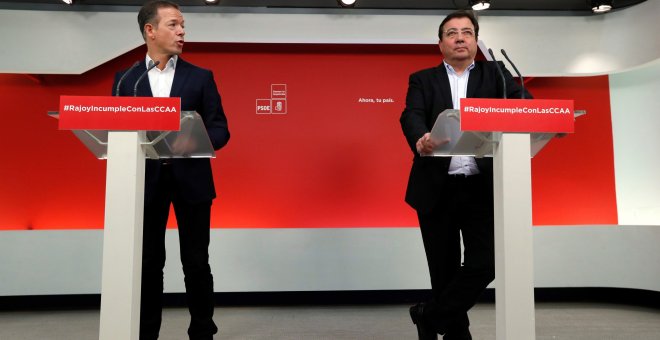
left=51, top=104, right=215, bottom=340
left=429, top=104, right=584, bottom=340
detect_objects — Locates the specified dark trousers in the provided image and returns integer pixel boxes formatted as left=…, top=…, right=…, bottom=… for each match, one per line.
left=139, top=166, right=218, bottom=340
left=416, top=174, right=495, bottom=335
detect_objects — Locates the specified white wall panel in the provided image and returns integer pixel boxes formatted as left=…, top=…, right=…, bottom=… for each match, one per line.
left=2, top=10, right=142, bottom=74
left=610, top=59, right=660, bottom=225
left=1, top=227, right=659, bottom=296
left=2, top=0, right=659, bottom=75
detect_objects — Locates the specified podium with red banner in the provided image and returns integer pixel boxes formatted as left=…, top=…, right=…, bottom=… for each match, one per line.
left=429, top=98, right=584, bottom=340
left=51, top=96, right=216, bottom=340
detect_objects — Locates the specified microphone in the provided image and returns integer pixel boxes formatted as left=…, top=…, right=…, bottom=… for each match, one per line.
left=500, top=49, right=526, bottom=99
left=487, top=48, right=506, bottom=99
left=114, top=61, right=140, bottom=96
left=133, top=60, right=160, bottom=97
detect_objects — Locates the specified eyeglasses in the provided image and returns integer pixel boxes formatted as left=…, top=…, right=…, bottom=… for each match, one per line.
left=442, top=28, right=475, bottom=39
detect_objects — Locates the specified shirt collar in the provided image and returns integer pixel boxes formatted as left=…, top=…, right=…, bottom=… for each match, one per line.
left=145, top=54, right=178, bottom=71
left=443, top=60, right=475, bottom=75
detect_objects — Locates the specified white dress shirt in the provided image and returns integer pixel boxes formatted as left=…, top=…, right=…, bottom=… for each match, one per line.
left=146, top=54, right=177, bottom=97
left=444, top=61, right=480, bottom=176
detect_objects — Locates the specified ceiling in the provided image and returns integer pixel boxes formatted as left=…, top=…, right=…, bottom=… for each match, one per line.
left=0, top=0, right=648, bottom=13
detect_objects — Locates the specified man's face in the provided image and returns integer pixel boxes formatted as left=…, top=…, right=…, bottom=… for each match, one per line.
left=438, top=17, right=477, bottom=65
left=147, top=7, right=185, bottom=56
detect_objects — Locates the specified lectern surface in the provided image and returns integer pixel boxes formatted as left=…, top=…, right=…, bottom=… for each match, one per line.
left=49, top=111, right=215, bottom=159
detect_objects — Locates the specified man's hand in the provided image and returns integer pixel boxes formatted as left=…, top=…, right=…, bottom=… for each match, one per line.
left=416, top=132, right=449, bottom=156
left=172, top=136, right=198, bottom=155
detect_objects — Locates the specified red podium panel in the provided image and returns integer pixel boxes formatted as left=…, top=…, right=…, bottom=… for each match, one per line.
left=59, top=96, right=181, bottom=131
left=460, top=98, right=574, bottom=133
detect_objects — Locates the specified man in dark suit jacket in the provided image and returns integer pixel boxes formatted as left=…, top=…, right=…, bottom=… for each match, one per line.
left=112, top=2, right=229, bottom=339
left=401, top=11, right=530, bottom=340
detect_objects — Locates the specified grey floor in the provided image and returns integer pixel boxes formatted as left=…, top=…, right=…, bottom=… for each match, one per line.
left=0, top=302, right=659, bottom=340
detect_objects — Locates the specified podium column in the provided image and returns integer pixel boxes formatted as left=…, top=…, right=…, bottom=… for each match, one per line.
left=98, top=131, right=146, bottom=340
left=493, top=133, right=536, bottom=340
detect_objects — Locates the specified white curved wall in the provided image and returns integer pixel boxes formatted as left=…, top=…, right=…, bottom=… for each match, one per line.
left=2, top=0, right=659, bottom=75
left=610, top=58, right=660, bottom=225
left=2, top=225, right=659, bottom=296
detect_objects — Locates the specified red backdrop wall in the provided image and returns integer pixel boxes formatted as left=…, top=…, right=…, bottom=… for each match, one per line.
left=0, top=43, right=617, bottom=230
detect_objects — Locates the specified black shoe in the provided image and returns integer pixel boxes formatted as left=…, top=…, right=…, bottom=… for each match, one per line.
left=409, top=303, right=438, bottom=340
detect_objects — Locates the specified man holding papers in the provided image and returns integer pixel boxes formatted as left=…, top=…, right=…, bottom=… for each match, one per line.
left=400, top=10, right=531, bottom=340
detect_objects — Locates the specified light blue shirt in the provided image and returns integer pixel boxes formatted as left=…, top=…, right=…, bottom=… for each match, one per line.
left=444, top=61, right=480, bottom=176
left=145, top=54, right=178, bottom=98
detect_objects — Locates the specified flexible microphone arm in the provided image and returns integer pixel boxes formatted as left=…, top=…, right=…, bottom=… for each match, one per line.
left=114, top=61, right=140, bottom=96
left=501, top=49, right=526, bottom=99
left=133, top=60, right=160, bottom=97
left=487, top=48, right=507, bottom=99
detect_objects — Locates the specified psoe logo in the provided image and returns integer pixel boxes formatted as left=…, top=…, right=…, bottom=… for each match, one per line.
left=256, top=99, right=272, bottom=114
left=256, top=84, right=287, bottom=115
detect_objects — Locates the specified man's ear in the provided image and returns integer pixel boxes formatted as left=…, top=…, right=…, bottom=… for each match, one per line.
left=144, top=23, right=155, bottom=40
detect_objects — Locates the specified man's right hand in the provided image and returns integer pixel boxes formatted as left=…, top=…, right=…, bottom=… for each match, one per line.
left=416, top=132, right=449, bottom=156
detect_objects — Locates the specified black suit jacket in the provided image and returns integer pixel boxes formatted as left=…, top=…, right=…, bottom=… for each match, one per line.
left=400, top=61, right=530, bottom=213
left=112, top=58, right=230, bottom=204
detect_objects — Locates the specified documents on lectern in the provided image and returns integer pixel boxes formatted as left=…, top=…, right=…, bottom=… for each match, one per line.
left=428, top=109, right=460, bottom=156
left=428, top=109, right=494, bottom=157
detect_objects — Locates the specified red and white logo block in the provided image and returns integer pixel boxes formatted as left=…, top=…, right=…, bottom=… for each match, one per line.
left=256, top=84, right=287, bottom=115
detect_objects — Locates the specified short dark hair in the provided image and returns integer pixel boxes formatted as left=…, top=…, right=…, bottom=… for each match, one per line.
left=138, top=0, right=180, bottom=40
left=438, top=10, right=479, bottom=41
